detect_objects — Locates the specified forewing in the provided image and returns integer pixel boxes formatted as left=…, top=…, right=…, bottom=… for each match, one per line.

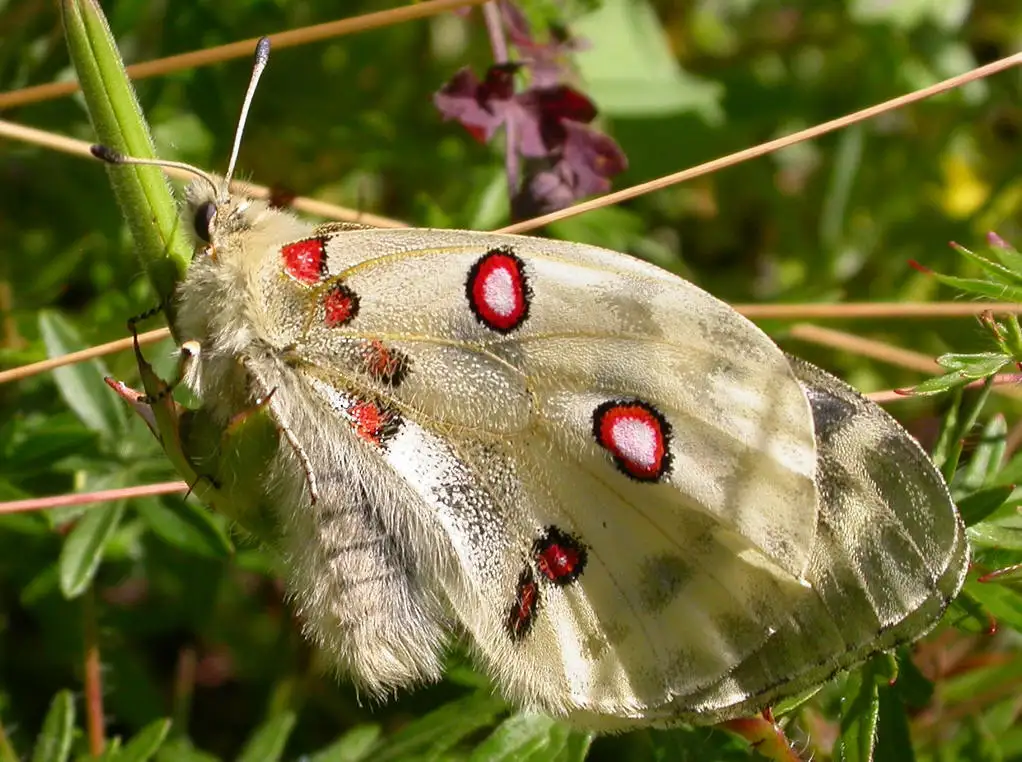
left=261, top=228, right=820, bottom=579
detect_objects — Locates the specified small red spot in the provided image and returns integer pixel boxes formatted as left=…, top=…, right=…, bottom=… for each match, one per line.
left=593, top=400, right=671, bottom=481
left=533, top=526, right=587, bottom=585
left=908, top=259, right=932, bottom=274
left=346, top=399, right=400, bottom=446
left=466, top=248, right=530, bottom=333
left=282, top=238, right=326, bottom=284
left=361, top=340, right=409, bottom=386
left=323, top=283, right=359, bottom=327
left=506, top=568, right=539, bottom=641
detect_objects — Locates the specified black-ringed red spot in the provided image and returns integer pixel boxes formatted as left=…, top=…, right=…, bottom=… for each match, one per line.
left=466, top=247, right=530, bottom=333
left=360, top=340, right=410, bottom=386
left=323, top=283, right=360, bottom=327
left=593, top=400, right=672, bottom=482
left=533, top=526, right=587, bottom=586
left=506, top=567, right=539, bottom=641
left=282, top=237, right=328, bottom=284
left=341, top=397, right=401, bottom=447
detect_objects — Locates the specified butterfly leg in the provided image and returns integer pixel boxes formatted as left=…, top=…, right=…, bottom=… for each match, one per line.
left=235, top=355, right=321, bottom=504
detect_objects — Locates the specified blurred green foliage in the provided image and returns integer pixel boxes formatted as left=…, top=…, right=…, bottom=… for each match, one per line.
left=2, top=1, right=1022, bottom=760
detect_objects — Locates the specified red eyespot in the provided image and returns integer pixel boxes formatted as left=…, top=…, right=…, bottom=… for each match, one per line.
left=360, top=340, right=409, bottom=386
left=342, top=398, right=401, bottom=447
left=282, top=238, right=327, bottom=284
left=593, top=400, right=672, bottom=481
left=533, top=526, right=587, bottom=585
left=466, top=248, right=530, bottom=333
left=323, top=283, right=359, bottom=327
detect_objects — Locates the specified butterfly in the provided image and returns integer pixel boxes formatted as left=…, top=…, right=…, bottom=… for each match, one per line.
left=96, top=37, right=967, bottom=730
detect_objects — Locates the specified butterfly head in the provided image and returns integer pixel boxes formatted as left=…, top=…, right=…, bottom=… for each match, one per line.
left=185, top=178, right=271, bottom=256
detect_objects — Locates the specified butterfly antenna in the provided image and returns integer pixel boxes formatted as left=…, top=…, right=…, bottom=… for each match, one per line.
left=90, top=144, right=222, bottom=200
left=223, top=36, right=271, bottom=193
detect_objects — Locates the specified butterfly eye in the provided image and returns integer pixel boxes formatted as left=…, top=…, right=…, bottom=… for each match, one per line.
left=193, top=201, right=216, bottom=242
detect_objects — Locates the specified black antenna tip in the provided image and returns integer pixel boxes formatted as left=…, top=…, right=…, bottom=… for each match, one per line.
left=255, top=37, right=271, bottom=63
left=91, top=144, right=124, bottom=163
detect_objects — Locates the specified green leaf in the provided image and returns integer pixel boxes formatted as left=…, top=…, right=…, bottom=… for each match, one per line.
left=559, top=729, right=594, bottom=762
left=935, top=352, right=1013, bottom=375
left=468, top=714, right=590, bottom=762
left=927, top=271, right=1022, bottom=302
left=957, top=485, right=1016, bottom=526
left=306, top=725, right=381, bottom=762
left=39, top=311, right=126, bottom=439
left=111, top=718, right=171, bottom=762
left=963, top=577, right=1022, bottom=633
left=836, top=662, right=881, bottom=762
left=951, top=245, right=1022, bottom=287
left=874, top=685, right=916, bottom=762
left=134, top=496, right=233, bottom=559
left=235, top=712, right=296, bottom=762
left=30, top=691, right=74, bottom=762
left=373, top=694, right=506, bottom=762
left=967, top=523, right=1022, bottom=551
left=911, top=353, right=1012, bottom=397
left=153, top=738, right=219, bottom=762
left=984, top=235, right=1022, bottom=274
left=61, top=0, right=190, bottom=304
left=573, top=0, right=723, bottom=119
left=909, top=372, right=973, bottom=396
left=58, top=502, right=125, bottom=598
left=957, top=414, right=1008, bottom=491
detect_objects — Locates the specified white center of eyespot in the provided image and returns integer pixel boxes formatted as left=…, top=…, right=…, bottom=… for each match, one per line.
left=483, top=267, right=516, bottom=317
left=610, top=418, right=657, bottom=467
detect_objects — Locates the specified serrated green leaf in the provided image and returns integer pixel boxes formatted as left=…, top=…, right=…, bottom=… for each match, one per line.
left=968, top=523, right=1022, bottom=551
left=952, top=246, right=1022, bottom=287
left=469, top=713, right=565, bottom=762
left=235, top=712, right=296, bottom=762
left=111, top=718, right=171, bottom=762
left=943, top=590, right=995, bottom=634
left=874, top=685, right=915, bottom=762
left=0, top=725, right=16, bottom=762
left=908, top=372, right=965, bottom=396
left=935, top=352, right=1012, bottom=375
left=58, top=502, right=125, bottom=598
left=39, top=311, right=126, bottom=439
left=963, top=577, right=1022, bottom=633
left=61, top=0, right=190, bottom=305
left=134, top=496, right=232, bottom=559
left=958, top=415, right=1008, bottom=491
left=97, top=738, right=123, bottom=761
left=836, top=662, right=880, bottom=762
left=373, top=694, right=506, bottom=762
left=30, top=691, right=74, bottom=762
left=153, top=737, right=219, bottom=762
left=984, top=237, right=1022, bottom=274
left=928, top=271, right=1022, bottom=302
left=958, top=485, right=1016, bottom=526
left=558, top=729, right=593, bottom=762
left=305, top=725, right=381, bottom=762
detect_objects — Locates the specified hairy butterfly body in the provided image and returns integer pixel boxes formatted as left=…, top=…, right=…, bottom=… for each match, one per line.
left=99, top=38, right=967, bottom=729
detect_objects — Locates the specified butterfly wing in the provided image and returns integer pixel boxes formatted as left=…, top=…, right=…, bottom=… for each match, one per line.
left=248, top=227, right=834, bottom=719
left=609, top=356, right=968, bottom=727
left=270, top=228, right=821, bottom=576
